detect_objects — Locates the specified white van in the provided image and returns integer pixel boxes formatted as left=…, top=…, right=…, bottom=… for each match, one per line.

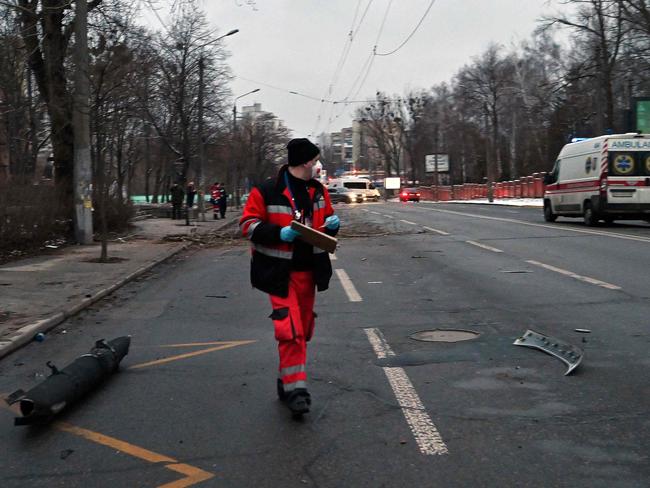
left=544, top=133, right=650, bottom=226
left=327, top=177, right=381, bottom=202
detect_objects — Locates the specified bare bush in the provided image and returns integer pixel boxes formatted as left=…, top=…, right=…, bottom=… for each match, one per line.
left=0, top=184, right=71, bottom=260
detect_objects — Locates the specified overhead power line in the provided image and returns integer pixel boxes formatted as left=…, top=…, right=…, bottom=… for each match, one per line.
left=234, top=75, right=401, bottom=106
left=323, top=0, right=392, bottom=132
left=312, top=0, right=375, bottom=137
left=375, top=0, right=437, bottom=56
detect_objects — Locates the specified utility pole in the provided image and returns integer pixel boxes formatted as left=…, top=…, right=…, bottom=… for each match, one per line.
left=232, top=102, right=237, bottom=208
left=197, top=55, right=206, bottom=221
left=73, top=0, right=93, bottom=244
left=232, top=88, right=260, bottom=209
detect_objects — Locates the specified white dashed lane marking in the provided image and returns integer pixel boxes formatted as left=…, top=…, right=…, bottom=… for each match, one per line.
left=526, top=260, right=621, bottom=290
left=364, top=328, right=448, bottom=456
left=466, top=240, right=503, bottom=253
left=335, top=268, right=363, bottom=302
left=400, top=219, right=417, bottom=225
left=422, top=226, right=449, bottom=236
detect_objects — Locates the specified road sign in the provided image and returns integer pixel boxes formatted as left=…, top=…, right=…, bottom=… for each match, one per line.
left=384, top=177, right=401, bottom=189
left=425, top=154, right=449, bottom=173
left=634, top=98, right=650, bottom=133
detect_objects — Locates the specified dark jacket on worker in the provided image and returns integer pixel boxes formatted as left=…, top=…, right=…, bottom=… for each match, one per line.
left=239, top=165, right=337, bottom=297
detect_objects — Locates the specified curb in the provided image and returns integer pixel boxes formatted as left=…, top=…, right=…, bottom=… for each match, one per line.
left=0, top=242, right=191, bottom=360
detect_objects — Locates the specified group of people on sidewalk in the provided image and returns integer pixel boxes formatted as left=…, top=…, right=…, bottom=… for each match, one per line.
left=168, top=181, right=227, bottom=220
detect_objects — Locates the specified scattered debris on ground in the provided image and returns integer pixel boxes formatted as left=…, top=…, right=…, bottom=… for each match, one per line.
left=513, top=329, right=583, bottom=376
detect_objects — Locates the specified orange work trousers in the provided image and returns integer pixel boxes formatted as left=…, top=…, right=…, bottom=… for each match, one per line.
left=269, top=271, right=315, bottom=395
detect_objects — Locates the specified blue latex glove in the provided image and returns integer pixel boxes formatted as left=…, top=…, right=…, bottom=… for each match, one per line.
left=280, top=226, right=300, bottom=242
left=324, top=214, right=340, bottom=230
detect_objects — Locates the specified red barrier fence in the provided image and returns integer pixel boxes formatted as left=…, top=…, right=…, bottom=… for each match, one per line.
left=416, top=172, right=547, bottom=202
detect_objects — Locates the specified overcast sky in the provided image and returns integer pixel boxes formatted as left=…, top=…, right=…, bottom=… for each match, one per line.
left=154, top=0, right=563, bottom=138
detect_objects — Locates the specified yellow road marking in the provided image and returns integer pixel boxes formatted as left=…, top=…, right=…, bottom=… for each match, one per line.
left=129, top=340, right=256, bottom=369
left=56, top=421, right=175, bottom=462
left=0, top=403, right=214, bottom=488
left=162, top=463, right=215, bottom=488
left=160, top=341, right=246, bottom=348
left=55, top=422, right=214, bottom=488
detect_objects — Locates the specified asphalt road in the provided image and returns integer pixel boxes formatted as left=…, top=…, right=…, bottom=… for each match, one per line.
left=1, top=201, right=649, bottom=488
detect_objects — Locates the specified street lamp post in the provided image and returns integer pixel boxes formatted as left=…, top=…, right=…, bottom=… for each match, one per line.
left=196, top=28, right=239, bottom=221
left=232, top=88, right=260, bottom=208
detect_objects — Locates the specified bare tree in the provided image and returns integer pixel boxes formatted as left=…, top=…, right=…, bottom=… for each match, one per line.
left=14, top=0, right=106, bottom=209
left=144, top=6, right=231, bottom=189
left=357, top=92, right=405, bottom=178
left=455, top=44, right=513, bottom=199
left=543, top=0, right=626, bottom=133
left=238, top=112, right=290, bottom=188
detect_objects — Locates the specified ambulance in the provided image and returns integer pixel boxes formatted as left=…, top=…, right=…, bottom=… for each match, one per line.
left=327, top=177, right=381, bottom=202
left=543, top=133, right=650, bottom=226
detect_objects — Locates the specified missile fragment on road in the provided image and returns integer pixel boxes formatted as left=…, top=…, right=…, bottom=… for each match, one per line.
left=5, top=336, right=131, bottom=426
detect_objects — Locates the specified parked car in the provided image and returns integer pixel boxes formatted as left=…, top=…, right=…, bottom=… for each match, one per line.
left=328, top=187, right=364, bottom=204
left=399, top=188, right=420, bottom=202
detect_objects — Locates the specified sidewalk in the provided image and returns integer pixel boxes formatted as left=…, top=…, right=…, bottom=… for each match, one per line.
left=0, top=210, right=238, bottom=360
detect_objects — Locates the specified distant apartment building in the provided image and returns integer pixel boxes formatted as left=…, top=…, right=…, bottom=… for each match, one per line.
left=329, top=127, right=354, bottom=171
left=327, top=120, right=385, bottom=178
left=241, top=102, right=286, bottom=132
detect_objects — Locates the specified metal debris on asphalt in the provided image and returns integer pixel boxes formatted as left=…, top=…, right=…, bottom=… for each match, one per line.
left=513, top=329, right=583, bottom=376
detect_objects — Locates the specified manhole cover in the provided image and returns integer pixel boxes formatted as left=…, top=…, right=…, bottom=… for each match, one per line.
left=410, top=329, right=480, bottom=342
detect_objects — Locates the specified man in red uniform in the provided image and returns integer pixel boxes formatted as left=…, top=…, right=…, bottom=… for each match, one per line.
left=209, top=182, right=223, bottom=220
left=240, top=138, right=340, bottom=416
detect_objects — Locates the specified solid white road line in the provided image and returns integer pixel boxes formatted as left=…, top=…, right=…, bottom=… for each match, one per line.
left=466, top=240, right=503, bottom=253
left=364, top=328, right=448, bottom=456
left=400, top=219, right=417, bottom=225
left=422, top=226, right=450, bottom=236
left=526, top=259, right=621, bottom=290
left=424, top=207, right=650, bottom=244
left=335, top=268, right=363, bottom=302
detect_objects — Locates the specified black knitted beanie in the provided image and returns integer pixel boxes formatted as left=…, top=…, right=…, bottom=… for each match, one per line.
left=287, top=138, right=320, bottom=166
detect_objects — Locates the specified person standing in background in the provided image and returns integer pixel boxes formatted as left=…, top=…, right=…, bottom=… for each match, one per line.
left=217, top=182, right=227, bottom=219
left=186, top=181, right=197, bottom=219
left=170, top=183, right=184, bottom=220
left=210, top=181, right=221, bottom=219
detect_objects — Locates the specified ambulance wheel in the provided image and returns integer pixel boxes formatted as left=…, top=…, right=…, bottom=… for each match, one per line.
left=583, top=202, right=598, bottom=226
left=543, top=202, right=557, bottom=222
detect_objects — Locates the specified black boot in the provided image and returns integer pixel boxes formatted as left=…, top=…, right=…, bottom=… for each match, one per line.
left=277, top=379, right=286, bottom=401
left=285, top=388, right=311, bottom=415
